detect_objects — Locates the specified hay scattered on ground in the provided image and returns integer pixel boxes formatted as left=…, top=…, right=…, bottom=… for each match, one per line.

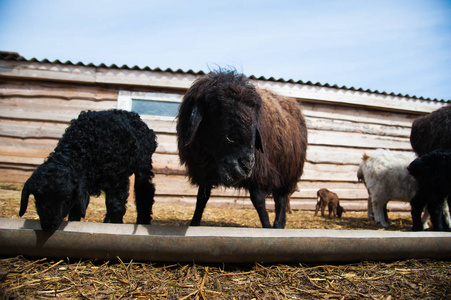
left=1, top=256, right=450, bottom=299
left=1, top=183, right=450, bottom=299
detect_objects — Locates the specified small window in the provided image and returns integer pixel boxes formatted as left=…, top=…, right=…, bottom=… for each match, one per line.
left=131, top=99, right=180, bottom=117
left=118, top=91, right=183, bottom=120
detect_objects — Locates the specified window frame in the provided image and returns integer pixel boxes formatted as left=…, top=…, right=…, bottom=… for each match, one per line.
left=118, top=90, right=183, bottom=121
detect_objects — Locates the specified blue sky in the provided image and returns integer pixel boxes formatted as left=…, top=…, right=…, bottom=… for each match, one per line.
left=1, top=0, right=450, bottom=100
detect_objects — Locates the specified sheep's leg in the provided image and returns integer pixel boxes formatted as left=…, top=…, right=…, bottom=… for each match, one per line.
left=383, top=203, right=389, bottom=224
left=411, top=191, right=427, bottom=231
left=273, top=190, right=288, bottom=229
left=372, top=197, right=390, bottom=227
left=330, top=203, right=337, bottom=218
left=314, top=197, right=321, bottom=216
left=320, top=201, right=327, bottom=218
left=69, top=183, right=90, bottom=221
left=421, top=208, right=430, bottom=230
left=443, top=198, right=451, bottom=229
left=134, top=170, right=155, bottom=225
left=367, top=193, right=374, bottom=221
left=104, top=179, right=129, bottom=223
left=190, top=184, right=212, bottom=226
left=249, top=189, right=271, bottom=228
left=68, top=204, right=83, bottom=221
left=427, top=193, right=446, bottom=231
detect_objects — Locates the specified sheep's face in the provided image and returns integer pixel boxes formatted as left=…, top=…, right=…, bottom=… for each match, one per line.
left=20, top=163, right=79, bottom=232
left=209, top=101, right=261, bottom=186
left=181, top=75, right=264, bottom=186
left=34, top=184, right=74, bottom=232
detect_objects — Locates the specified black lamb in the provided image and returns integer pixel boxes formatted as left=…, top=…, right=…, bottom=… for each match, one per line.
left=408, top=149, right=451, bottom=231
left=20, top=109, right=157, bottom=232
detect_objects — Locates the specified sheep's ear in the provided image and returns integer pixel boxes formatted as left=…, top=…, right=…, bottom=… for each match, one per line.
left=19, top=180, right=31, bottom=216
left=255, top=127, right=264, bottom=153
left=79, top=189, right=90, bottom=218
left=185, top=104, right=203, bottom=146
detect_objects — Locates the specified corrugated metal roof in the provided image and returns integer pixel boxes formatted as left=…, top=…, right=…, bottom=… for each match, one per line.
left=1, top=51, right=448, bottom=102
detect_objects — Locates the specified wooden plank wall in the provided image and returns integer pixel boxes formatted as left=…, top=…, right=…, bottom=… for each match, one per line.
left=0, top=76, right=436, bottom=212
left=144, top=99, right=420, bottom=211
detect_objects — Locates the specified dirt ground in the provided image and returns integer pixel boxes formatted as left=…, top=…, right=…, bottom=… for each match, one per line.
left=1, top=182, right=450, bottom=299
left=0, top=182, right=413, bottom=231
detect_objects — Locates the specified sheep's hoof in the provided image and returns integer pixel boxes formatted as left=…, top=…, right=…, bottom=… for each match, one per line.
left=378, top=222, right=390, bottom=228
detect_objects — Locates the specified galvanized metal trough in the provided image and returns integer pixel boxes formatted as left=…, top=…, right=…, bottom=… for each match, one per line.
left=1, top=218, right=451, bottom=263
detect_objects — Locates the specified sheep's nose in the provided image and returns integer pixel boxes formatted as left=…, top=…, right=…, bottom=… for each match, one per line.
left=40, top=220, right=59, bottom=232
left=219, top=151, right=255, bottom=185
left=239, top=154, right=255, bottom=175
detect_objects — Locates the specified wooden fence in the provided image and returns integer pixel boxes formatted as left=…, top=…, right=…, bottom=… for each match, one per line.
left=0, top=58, right=448, bottom=211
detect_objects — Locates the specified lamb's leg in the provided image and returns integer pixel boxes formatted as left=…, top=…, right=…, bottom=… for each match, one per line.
left=68, top=203, right=84, bottom=221
left=273, top=190, right=288, bottom=229
left=372, top=196, right=390, bottom=227
left=383, top=203, right=389, bottom=224
left=427, top=193, right=446, bottom=231
left=104, top=179, right=129, bottom=223
left=134, top=170, right=155, bottom=225
left=190, top=184, right=212, bottom=226
left=320, top=201, right=327, bottom=217
left=330, top=203, right=337, bottom=218
left=249, top=188, right=271, bottom=228
left=367, top=195, right=374, bottom=221
left=421, top=208, right=430, bottom=230
left=443, top=197, right=451, bottom=229
left=69, top=184, right=90, bottom=221
left=411, top=191, right=427, bottom=231
left=314, top=197, right=320, bottom=216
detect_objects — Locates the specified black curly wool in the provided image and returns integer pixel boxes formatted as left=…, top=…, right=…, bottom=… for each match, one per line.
left=20, top=110, right=157, bottom=231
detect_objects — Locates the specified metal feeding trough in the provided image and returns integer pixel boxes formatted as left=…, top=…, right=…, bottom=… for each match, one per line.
left=1, top=218, right=451, bottom=263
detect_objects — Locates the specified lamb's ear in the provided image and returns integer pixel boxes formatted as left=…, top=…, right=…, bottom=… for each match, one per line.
left=255, top=126, right=264, bottom=153
left=19, top=180, right=31, bottom=217
left=77, top=185, right=90, bottom=218
left=185, top=104, right=203, bottom=146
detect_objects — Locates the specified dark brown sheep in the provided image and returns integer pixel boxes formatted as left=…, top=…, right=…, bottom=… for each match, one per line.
left=314, top=188, right=345, bottom=218
left=176, top=70, right=308, bottom=228
left=410, top=105, right=451, bottom=156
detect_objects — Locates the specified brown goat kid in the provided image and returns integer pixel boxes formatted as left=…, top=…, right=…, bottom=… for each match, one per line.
left=315, top=188, right=345, bottom=218
left=177, top=70, right=308, bottom=228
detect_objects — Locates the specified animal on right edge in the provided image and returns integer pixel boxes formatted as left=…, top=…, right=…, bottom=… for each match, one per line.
left=408, top=149, right=451, bottom=231
left=409, top=105, right=451, bottom=231
left=314, top=188, right=345, bottom=218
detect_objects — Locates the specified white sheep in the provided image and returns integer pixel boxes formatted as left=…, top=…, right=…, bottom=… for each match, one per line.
left=357, top=149, right=419, bottom=228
